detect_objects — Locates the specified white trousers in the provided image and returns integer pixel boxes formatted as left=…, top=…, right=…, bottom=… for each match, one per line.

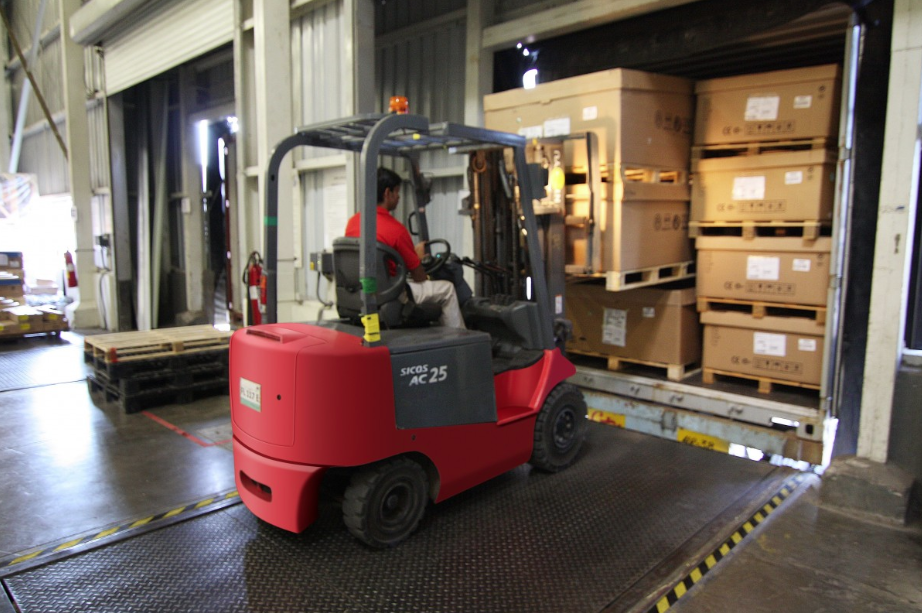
left=406, top=279, right=466, bottom=329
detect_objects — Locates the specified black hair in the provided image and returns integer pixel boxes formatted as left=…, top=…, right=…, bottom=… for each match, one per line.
left=376, top=167, right=402, bottom=203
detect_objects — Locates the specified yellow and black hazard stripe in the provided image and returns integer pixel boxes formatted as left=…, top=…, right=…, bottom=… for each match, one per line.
left=647, top=473, right=807, bottom=613
left=1, top=490, right=239, bottom=575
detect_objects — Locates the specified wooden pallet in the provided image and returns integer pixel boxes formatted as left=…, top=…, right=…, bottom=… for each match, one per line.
left=697, top=297, right=827, bottom=325
left=606, top=356, right=700, bottom=382
left=692, top=136, right=834, bottom=161
left=688, top=219, right=830, bottom=241
left=566, top=163, right=688, bottom=185
left=84, top=325, right=231, bottom=364
left=603, top=261, right=695, bottom=292
left=568, top=349, right=700, bottom=382
left=703, top=367, right=820, bottom=395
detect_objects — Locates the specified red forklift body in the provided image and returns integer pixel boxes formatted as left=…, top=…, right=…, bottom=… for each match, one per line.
left=231, top=322, right=575, bottom=532
left=230, top=114, right=587, bottom=544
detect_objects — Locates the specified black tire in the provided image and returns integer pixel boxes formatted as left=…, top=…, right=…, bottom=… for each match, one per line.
left=530, top=383, right=587, bottom=472
left=342, top=457, right=429, bottom=548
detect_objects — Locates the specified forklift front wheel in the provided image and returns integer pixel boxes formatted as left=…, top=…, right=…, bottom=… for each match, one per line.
left=343, top=457, right=429, bottom=548
left=530, top=383, right=587, bottom=473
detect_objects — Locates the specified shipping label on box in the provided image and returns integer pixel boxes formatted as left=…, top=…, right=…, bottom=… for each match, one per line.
left=694, top=64, right=841, bottom=146
left=696, top=236, right=831, bottom=306
left=691, top=149, right=836, bottom=222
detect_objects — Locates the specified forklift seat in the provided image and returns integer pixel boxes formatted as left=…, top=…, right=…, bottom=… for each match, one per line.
left=332, top=237, right=441, bottom=329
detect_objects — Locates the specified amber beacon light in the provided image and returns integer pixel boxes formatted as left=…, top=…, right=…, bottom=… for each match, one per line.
left=389, top=96, right=409, bottom=114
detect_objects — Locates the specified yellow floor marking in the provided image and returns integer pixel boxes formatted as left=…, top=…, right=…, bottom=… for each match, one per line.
left=705, top=554, right=717, bottom=568
left=763, top=503, right=774, bottom=514
left=731, top=532, right=743, bottom=544
left=754, top=512, right=765, bottom=523
left=94, top=527, right=119, bottom=540
left=772, top=495, right=783, bottom=506
left=225, top=491, right=239, bottom=499
left=742, top=522, right=754, bottom=533
left=674, top=582, right=687, bottom=598
left=130, top=516, right=154, bottom=528
left=195, top=498, right=215, bottom=509
left=163, top=507, right=185, bottom=519
left=656, top=597, right=670, bottom=613
left=690, top=568, right=703, bottom=582
left=719, top=543, right=731, bottom=555
left=781, top=487, right=790, bottom=496
left=54, top=539, right=83, bottom=552
left=9, top=551, right=41, bottom=565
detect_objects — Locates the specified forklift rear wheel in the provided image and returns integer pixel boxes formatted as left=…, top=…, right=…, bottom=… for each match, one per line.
left=530, top=383, right=587, bottom=472
left=343, top=457, right=429, bottom=548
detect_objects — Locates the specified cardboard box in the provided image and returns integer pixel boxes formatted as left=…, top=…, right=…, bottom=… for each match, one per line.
left=567, top=282, right=701, bottom=365
left=0, top=251, right=23, bottom=272
left=1, top=305, right=44, bottom=332
left=696, top=236, right=831, bottom=306
left=38, top=306, right=69, bottom=331
left=485, top=68, right=693, bottom=170
left=567, top=182, right=692, bottom=272
left=0, top=321, right=21, bottom=336
left=694, top=64, right=841, bottom=145
left=691, top=149, right=837, bottom=222
left=702, top=310, right=825, bottom=385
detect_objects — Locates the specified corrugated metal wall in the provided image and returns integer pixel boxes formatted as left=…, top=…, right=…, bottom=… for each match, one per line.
left=374, top=0, right=466, bottom=34
left=291, top=2, right=346, bottom=158
left=291, top=2, right=349, bottom=302
left=374, top=7, right=470, bottom=265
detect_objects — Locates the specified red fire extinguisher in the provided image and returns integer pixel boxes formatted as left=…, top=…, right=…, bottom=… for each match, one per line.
left=243, top=252, right=266, bottom=326
left=64, top=251, right=78, bottom=288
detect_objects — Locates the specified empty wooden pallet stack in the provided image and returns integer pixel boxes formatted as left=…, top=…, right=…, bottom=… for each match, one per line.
left=84, top=325, right=232, bottom=413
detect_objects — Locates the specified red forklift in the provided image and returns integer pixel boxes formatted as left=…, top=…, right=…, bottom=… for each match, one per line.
left=229, top=113, right=587, bottom=547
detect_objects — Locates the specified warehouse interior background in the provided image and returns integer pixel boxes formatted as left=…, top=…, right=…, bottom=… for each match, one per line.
left=0, top=0, right=920, bottom=610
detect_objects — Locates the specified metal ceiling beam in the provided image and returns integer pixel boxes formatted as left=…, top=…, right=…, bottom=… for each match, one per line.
left=481, top=0, right=699, bottom=51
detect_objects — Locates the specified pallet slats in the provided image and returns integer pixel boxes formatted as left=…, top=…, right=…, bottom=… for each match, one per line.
left=692, top=136, right=833, bottom=160
left=602, top=261, right=696, bottom=292
left=688, top=220, right=829, bottom=241
left=697, top=297, right=827, bottom=325
left=84, top=325, right=231, bottom=363
left=703, top=368, right=820, bottom=395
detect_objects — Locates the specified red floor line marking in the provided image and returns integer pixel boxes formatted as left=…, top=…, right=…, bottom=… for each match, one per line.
left=141, top=411, right=223, bottom=447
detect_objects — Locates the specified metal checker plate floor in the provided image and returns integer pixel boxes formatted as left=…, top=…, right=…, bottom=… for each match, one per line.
left=3, top=424, right=793, bottom=613
left=0, top=333, right=88, bottom=391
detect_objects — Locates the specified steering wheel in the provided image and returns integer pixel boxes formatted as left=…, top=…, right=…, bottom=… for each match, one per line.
left=420, top=238, right=452, bottom=275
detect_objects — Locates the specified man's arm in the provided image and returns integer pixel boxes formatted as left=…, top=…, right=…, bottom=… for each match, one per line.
left=409, top=265, right=427, bottom=282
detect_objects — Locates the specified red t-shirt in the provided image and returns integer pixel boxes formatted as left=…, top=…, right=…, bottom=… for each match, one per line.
left=344, top=206, right=421, bottom=275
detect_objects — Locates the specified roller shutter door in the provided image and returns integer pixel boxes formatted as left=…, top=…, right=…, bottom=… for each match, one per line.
left=103, top=0, right=233, bottom=94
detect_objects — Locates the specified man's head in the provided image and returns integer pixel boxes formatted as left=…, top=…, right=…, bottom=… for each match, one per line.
left=377, top=167, right=402, bottom=211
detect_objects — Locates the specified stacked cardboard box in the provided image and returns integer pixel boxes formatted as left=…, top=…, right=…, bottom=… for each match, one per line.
left=565, top=281, right=700, bottom=380
left=692, top=65, right=841, bottom=393
left=0, top=251, right=25, bottom=304
left=484, top=68, right=695, bottom=280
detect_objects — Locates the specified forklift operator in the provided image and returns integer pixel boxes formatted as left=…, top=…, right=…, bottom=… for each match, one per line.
left=344, top=167, right=466, bottom=329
